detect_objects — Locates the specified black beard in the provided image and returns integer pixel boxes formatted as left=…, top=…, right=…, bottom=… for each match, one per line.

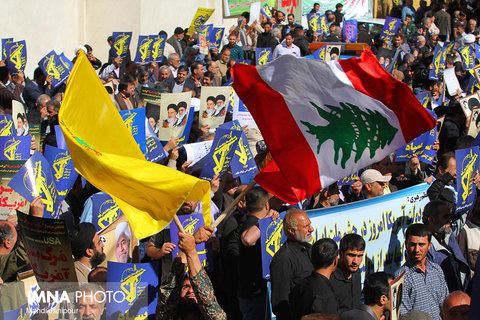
left=90, top=249, right=106, bottom=268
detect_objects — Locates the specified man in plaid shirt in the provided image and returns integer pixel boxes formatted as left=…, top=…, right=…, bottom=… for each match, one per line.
left=395, top=223, right=449, bottom=320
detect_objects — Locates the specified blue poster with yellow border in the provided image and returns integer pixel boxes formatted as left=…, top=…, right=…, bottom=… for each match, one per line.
left=259, top=211, right=287, bottom=279
left=44, top=144, right=78, bottom=202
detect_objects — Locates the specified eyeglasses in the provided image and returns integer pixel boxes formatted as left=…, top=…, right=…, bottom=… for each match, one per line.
left=375, top=181, right=387, bottom=187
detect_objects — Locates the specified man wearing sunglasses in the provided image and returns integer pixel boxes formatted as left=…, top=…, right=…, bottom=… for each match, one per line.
left=360, top=169, right=391, bottom=199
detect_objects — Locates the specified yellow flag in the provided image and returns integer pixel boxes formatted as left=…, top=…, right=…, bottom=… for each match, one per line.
left=59, top=52, right=211, bottom=239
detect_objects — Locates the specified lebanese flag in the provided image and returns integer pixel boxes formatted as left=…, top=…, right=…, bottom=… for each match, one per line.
left=232, top=49, right=436, bottom=204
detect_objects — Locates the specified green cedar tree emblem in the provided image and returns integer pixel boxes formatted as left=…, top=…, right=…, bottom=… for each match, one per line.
left=300, top=102, right=398, bottom=169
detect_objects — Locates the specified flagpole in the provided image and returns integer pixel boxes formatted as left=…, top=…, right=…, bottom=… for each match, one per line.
left=173, top=214, right=186, bottom=233
left=212, top=179, right=256, bottom=228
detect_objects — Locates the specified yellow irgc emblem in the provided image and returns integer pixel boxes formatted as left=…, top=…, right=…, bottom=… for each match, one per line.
left=9, top=43, right=25, bottom=71
left=266, top=220, right=283, bottom=257
left=152, top=37, right=164, bottom=59
left=4, top=138, right=21, bottom=160
left=461, top=46, right=472, bottom=68
left=183, top=216, right=199, bottom=234
left=121, top=265, right=146, bottom=304
left=139, top=38, right=153, bottom=61
left=234, top=137, right=248, bottom=166
left=123, top=113, right=136, bottom=134
left=213, top=133, right=238, bottom=175
left=16, top=306, right=27, bottom=320
left=215, top=29, right=222, bottom=42
left=98, top=200, right=121, bottom=229
left=114, top=34, right=130, bottom=57
left=461, top=150, right=478, bottom=203
left=24, top=161, right=54, bottom=212
left=434, top=50, right=442, bottom=74
left=0, top=119, right=12, bottom=136
left=44, top=55, right=61, bottom=80
left=52, top=153, right=71, bottom=180
left=309, top=15, right=319, bottom=31
left=258, top=49, right=271, bottom=66
left=119, top=310, right=147, bottom=320
left=388, top=19, right=398, bottom=32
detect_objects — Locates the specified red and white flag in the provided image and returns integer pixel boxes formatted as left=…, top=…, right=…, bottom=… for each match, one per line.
left=232, top=49, right=436, bottom=203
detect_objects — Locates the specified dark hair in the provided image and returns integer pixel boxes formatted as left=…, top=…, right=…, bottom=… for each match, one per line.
left=245, top=186, right=269, bottom=213
left=207, top=96, right=216, bottom=104
left=107, top=36, right=113, bottom=43
left=336, top=3, right=343, bottom=9
left=177, top=101, right=187, bottom=110
left=204, top=71, right=214, bottom=80
left=167, top=104, right=178, bottom=112
left=158, top=30, right=167, bottom=36
left=84, top=44, right=93, bottom=52
left=405, top=223, right=432, bottom=243
left=177, top=65, right=189, bottom=74
left=276, top=10, right=285, bottom=17
left=137, top=65, right=149, bottom=77
left=46, top=99, right=61, bottom=112
left=330, top=47, right=340, bottom=55
left=190, top=61, right=203, bottom=74
left=340, top=233, right=366, bottom=252
left=34, top=67, right=45, bottom=80
left=118, top=80, right=132, bottom=93
left=422, top=200, right=450, bottom=224
left=363, top=272, right=393, bottom=305
left=288, top=13, right=295, bottom=18
left=311, top=238, right=338, bottom=269
left=437, top=152, right=455, bottom=172
left=216, top=94, right=225, bottom=102
left=0, top=66, right=9, bottom=82
left=0, top=222, right=14, bottom=243
left=264, top=21, right=272, bottom=28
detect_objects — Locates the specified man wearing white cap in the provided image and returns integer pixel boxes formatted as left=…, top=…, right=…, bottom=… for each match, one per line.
left=115, top=221, right=131, bottom=263
left=360, top=169, right=392, bottom=199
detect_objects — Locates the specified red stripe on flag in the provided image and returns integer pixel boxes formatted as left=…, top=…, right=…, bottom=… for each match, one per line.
left=338, top=49, right=436, bottom=143
left=232, top=63, right=321, bottom=204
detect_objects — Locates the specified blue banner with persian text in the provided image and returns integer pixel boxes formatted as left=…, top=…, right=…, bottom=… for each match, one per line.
left=380, top=17, right=401, bottom=42
left=260, top=183, right=430, bottom=281
left=343, top=20, right=358, bottom=42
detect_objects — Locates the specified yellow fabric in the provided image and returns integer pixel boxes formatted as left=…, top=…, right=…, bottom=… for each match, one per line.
left=59, top=51, right=211, bottom=239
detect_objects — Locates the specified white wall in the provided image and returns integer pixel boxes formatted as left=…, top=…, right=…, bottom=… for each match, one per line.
left=0, top=0, right=237, bottom=78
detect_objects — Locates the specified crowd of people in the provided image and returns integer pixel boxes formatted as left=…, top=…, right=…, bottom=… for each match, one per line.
left=1, top=0, right=480, bottom=320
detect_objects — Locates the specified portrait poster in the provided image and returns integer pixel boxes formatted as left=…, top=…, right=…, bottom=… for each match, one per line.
left=473, top=64, right=480, bottom=84
left=198, top=86, right=231, bottom=129
left=17, top=211, right=78, bottom=288
left=436, top=115, right=445, bottom=135
left=106, top=261, right=159, bottom=320
left=99, top=215, right=136, bottom=266
left=459, top=92, right=480, bottom=118
left=455, top=146, right=480, bottom=213
left=8, top=151, right=60, bottom=218
left=12, top=100, right=29, bottom=136
left=325, top=44, right=342, bottom=61
left=390, top=271, right=405, bottom=320
left=157, top=92, right=191, bottom=141
left=467, top=107, right=480, bottom=138
left=104, top=81, right=115, bottom=101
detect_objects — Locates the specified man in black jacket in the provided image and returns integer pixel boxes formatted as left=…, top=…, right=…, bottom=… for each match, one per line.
left=257, top=22, right=279, bottom=52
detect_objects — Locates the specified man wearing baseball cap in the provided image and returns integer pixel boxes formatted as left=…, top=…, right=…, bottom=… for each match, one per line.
left=360, top=169, right=392, bottom=199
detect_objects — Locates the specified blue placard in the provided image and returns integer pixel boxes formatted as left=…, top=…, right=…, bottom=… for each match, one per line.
left=39, top=50, right=70, bottom=89
left=58, top=52, right=74, bottom=72
left=417, top=91, right=431, bottom=108
left=312, top=46, right=327, bottom=61
left=343, top=20, right=358, bottom=42
left=0, top=115, right=15, bottom=136
left=3, top=303, right=28, bottom=320
left=338, top=172, right=359, bottom=186
left=5, top=40, right=27, bottom=75
left=176, top=106, right=195, bottom=147
left=91, top=192, right=124, bottom=232
left=261, top=3, right=273, bottom=19
left=259, top=211, right=287, bottom=279
left=444, top=41, right=455, bottom=55
left=256, top=47, right=272, bottom=65
left=0, top=136, right=31, bottom=161
left=54, top=125, right=67, bottom=150
left=134, top=35, right=153, bottom=64
left=395, top=129, right=437, bottom=164
left=221, top=121, right=257, bottom=177
left=120, top=108, right=147, bottom=154
left=456, top=146, right=480, bottom=213
left=106, top=261, right=159, bottom=320
left=457, top=45, right=475, bottom=70
left=43, top=145, right=78, bottom=202
left=144, top=119, right=167, bottom=163
left=8, top=151, right=60, bottom=218
left=429, top=45, right=446, bottom=81
left=432, top=94, right=449, bottom=107
left=380, top=17, right=401, bottom=42
left=199, top=127, right=242, bottom=180
left=169, top=213, right=212, bottom=271
left=110, top=32, right=132, bottom=59
left=150, top=34, right=166, bottom=63
left=307, top=13, right=321, bottom=32
left=235, top=59, right=252, bottom=65
left=475, top=43, right=480, bottom=60
left=197, top=24, right=213, bottom=47
left=210, top=27, right=225, bottom=49
left=1, top=38, right=13, bottom=60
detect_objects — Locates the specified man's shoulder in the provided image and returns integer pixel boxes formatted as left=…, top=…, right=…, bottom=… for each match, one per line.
left=271, top=240, right=293, bottom=262
left=341, top=308, right=375, bottom=320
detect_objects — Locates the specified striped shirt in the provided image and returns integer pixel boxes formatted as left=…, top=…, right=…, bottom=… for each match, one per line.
left=395, top=258, right=449, bottom=320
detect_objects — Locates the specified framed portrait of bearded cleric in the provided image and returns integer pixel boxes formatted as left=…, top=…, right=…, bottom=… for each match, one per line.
left=198, top=86, right=231, bottom=129
left=157, top=92, right=191, bottom=141
left=459, top=92, right=480, bottom=118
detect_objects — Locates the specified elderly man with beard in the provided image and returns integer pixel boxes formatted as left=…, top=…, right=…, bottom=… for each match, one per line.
left=423, top=200, right=470, bottom=292
left=70, top=223, right=106, bottom=284
left=270, top=208, right=314, bottom=320
left=330, top=234, right=365, bottom=314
